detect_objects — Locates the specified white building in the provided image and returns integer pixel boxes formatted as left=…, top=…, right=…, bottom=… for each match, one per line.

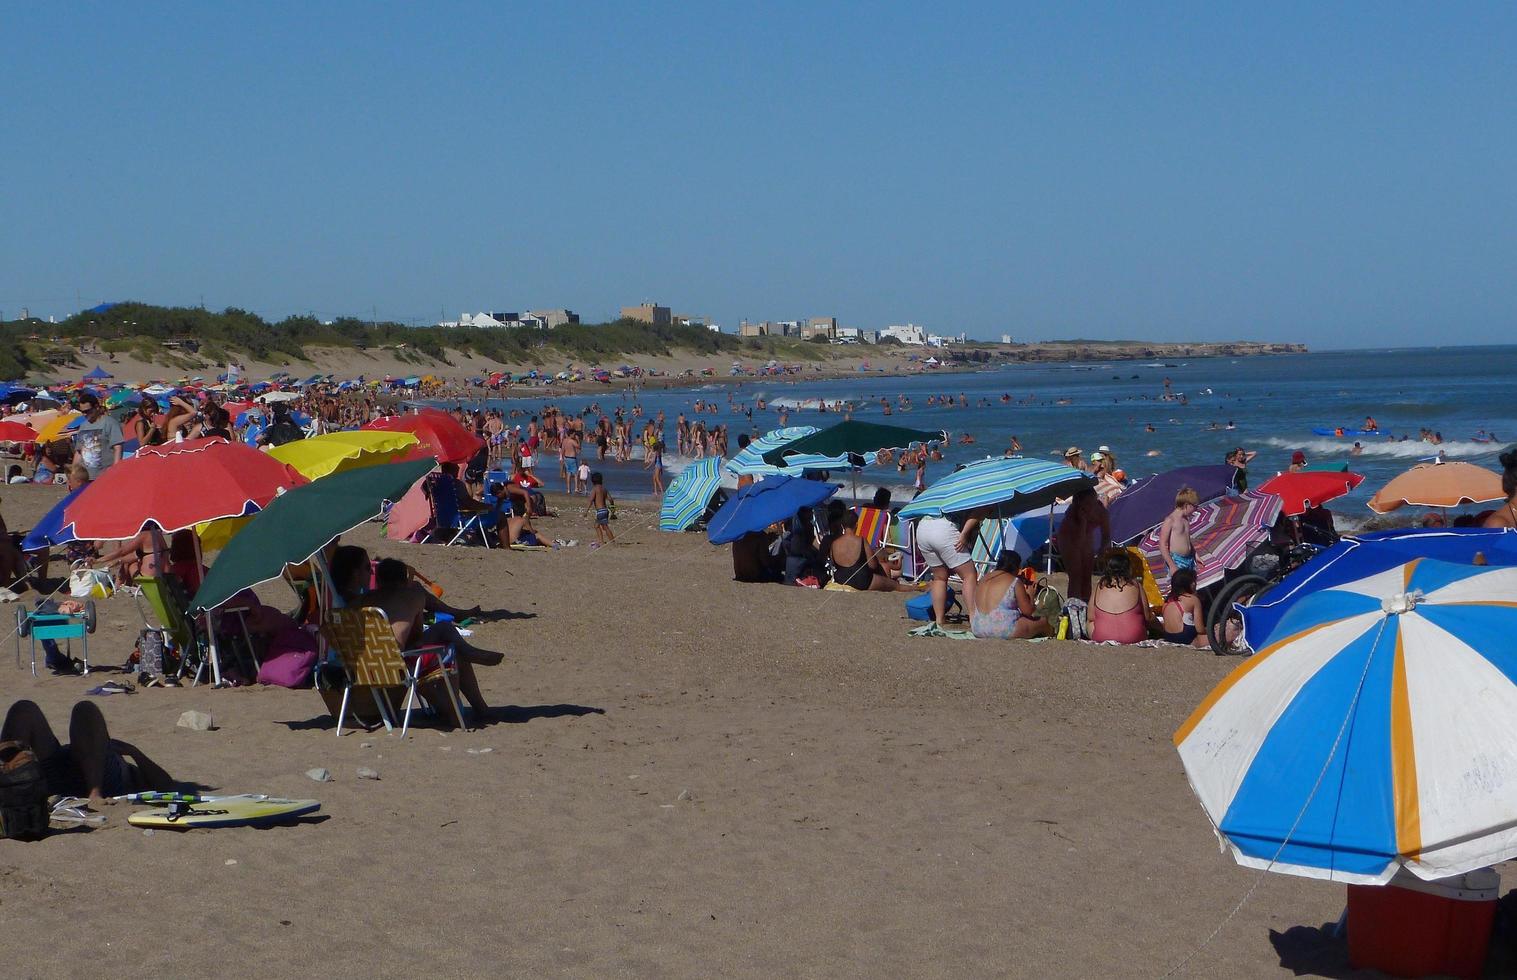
left=880, top=323, right=928, bottom=345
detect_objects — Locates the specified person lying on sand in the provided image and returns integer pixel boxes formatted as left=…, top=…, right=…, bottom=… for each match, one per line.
left=2, top=699, right=176, bottom=809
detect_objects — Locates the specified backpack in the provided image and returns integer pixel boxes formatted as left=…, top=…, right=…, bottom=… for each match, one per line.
left=0, top=741, right=51, bottom=841
left=1062, top=598, right=1090, bottom=641
left=1033, top=578, right=1065, bottom=623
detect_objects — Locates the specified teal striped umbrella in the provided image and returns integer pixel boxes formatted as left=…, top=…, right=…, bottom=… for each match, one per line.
left=898, top=456, right=1094, bottom=519
left=659, top=457, right=724, bottom=531
left=725, top=426, right=820, bottom=477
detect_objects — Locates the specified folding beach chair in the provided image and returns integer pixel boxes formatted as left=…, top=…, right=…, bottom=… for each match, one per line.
left=319, top=607, right=466, bottom=739
left=136, top=574, right=258, bottom=686
left=854, top=506, right=893, bottom=555
left=421, top=475, right=493, bottom=548
left=887, top=518, right=930, bottom=585
left=969, top=518, right=1011, bottom=575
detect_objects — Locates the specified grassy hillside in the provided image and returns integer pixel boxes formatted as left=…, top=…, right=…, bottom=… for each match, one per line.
left=0, top=303, right=840, bottom=377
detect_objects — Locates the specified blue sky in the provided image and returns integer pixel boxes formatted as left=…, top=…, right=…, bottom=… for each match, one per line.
left=4, top=3, right=1513, bottom=346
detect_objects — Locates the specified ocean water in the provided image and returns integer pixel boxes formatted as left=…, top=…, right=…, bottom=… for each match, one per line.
left=464, top=345, right=1517, bottom=522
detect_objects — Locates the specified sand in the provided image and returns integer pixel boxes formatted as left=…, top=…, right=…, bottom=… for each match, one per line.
left=0, top=481, right=1360, bottom=978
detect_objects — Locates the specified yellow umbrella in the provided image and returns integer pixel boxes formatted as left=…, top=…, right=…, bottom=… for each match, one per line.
left=267, top=430, right=421, bottom=480
left=197, top=431, right=420, bottom=549
left=35, top=410, right=83, bottom=444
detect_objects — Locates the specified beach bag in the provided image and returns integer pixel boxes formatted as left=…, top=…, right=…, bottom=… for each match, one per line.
left=1033, top=578, right=1064, bottom=623
left=256, top=626, right=319, bottom=688
left=137, top=629, right=165, bottom=677
left=0, top=740, right=50, bottom=841
left=905, top=588, right=958, bottom=621
left=69, top=568, right=113, bottom=600
left=1063, top=598, right=1089, bottom=641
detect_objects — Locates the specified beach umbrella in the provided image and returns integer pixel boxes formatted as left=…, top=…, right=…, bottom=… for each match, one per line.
left=363, top=408, right=483, bottom=465
left=759, top=420, right=943, bottom=469
left=63, top=437, right=307, bottom=539
left=105, top=389, right=142, bottom=409
left=83, top=365, right=113, bottom=381
left=1300, top=460, right=1351, bottom=473
left=725, top=426, right=820, bottom=477
left=257, top=390, right=302, bottom=404
left=267, top=430, right=421, bottom=481
left=0, top=421, right=38, bottom=443
left=190, top=459, right=435, bottom=613
left=706, top=476, right=838, bottom=545
left=1258, top=470, right=1365, bottom=517
left=1237, top=526, right=1517, bottom=651
left=1105, top=465, right=1237, bottom=545
left=1367, top=461, right=1505, bottom=514
left=21, top=486, right=87, bottom=551
left=659, top=458, right=724, bottom=531
left=1175, top=559, right=1517, bottom=884
left=35, top=411, right=83, bottom=444
left=898, top=456, right=1094, bottom=520
left=1140, top=489, right=1283, bottom=591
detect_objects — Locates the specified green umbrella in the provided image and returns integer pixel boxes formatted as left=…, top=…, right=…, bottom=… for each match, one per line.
left=757, top=420, right=944, bottom=467
left=1300, top=460, right=1351, bottom=473
left=190, top=458, right=434, bottom=612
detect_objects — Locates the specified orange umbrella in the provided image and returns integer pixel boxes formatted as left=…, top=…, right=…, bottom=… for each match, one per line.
left=1366, top=461, right=1504, bottom=514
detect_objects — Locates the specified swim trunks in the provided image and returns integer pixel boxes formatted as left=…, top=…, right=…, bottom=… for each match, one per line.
left=595, top=507, right=610, bottom=527
left=1173, top=552, right=1196, bottom=572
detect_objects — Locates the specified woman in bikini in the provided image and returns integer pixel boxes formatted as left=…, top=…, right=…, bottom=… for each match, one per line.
left=1482, top=448, right=1517, bottom=528
left=1159, top=567, right=1208, bottom=648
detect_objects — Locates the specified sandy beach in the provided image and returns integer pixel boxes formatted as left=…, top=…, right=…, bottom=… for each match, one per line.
left=0, top=480, right=1365, bottom=978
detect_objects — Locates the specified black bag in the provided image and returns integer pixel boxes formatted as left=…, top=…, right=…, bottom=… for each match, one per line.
left=0, top=740, right=51, bottom=841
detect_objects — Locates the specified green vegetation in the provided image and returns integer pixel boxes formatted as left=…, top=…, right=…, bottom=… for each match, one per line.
left=0, top=302, right=843, bottom=377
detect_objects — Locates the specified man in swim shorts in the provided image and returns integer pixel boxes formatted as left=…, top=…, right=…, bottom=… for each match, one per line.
left=1160, top=487, right=1199, bottom=578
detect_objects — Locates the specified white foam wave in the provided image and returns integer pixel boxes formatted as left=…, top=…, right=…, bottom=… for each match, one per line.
left=1262, top=436, right=1500, bottom=460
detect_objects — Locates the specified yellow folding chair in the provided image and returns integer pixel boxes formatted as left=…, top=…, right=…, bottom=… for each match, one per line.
left=319, top=607, right=467, bottom=738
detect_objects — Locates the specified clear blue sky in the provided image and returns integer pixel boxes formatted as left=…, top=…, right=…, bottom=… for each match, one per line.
left=4, top=3, right=1513, bottom=346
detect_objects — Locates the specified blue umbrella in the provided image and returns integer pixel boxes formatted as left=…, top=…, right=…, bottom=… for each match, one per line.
left=1106, top=465, right=1237, bottom=545
left=1240, top=526, right=1517, bottom=650
left=659, top=458, right=724, bottom=532
left=898, top=456, right=1094, bottom=520
left=83, top=365, right=113, bottom=380
left=1176, top=559, right=1517, bottom=883
left=725, top=426, right=819, bottom=477
left=22, top=486, right=86, bottom=551
left=707, top=476, right=838, bottom=545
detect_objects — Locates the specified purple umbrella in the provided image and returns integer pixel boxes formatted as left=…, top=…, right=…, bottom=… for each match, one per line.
left=1107, top=465, right=1236, bottom=545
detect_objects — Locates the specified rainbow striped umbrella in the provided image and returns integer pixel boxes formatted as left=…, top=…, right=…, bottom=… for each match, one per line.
left=1176, top=559, right=1517, bottom=883
left=1140, top=489, right=1282, bottom=591
left=659, top=458, right=724, bottom=531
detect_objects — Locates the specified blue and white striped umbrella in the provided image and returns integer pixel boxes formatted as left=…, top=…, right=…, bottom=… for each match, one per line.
left=897, top=456, right=1094, bottom=519
left=725, top=426, right=820, bottom=477
left=659, top=458, right=724, bottom=532
left=1176, top=559, right=1517, bottom=884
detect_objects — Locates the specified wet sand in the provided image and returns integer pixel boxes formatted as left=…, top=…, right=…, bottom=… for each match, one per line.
left=0, top=481, right=1351, bottom=978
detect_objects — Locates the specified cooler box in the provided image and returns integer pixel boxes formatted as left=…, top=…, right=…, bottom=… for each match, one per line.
left=1347, top=867, right=1498, bottom=979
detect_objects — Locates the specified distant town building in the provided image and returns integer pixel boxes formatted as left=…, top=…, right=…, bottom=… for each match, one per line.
left=880, top=323, right=928, bottom=345
left=530, top=309, right=579, bottom=329
left=1001, top=333, right=1012, bottom=345
left=621, top=303, right=671, bottom=326
left=800, top=316, right=837, bottom=341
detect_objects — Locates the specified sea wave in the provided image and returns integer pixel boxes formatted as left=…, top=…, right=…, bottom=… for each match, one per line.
left=1262, top=436, right=1501, bottom=460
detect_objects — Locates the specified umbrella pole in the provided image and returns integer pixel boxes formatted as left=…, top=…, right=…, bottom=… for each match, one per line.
left=1046, top=501, right=1054, bottom=577
left=192, top=532, right=225, bottom=687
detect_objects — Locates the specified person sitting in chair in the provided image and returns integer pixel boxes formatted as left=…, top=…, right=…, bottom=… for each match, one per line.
left=2, top=699, right=176, bottom=809
left=329, top=549, right=499, bottom=720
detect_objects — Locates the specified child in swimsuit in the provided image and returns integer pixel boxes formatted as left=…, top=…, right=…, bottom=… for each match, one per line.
left=1160, top=487, right=1199, bottom=578
left=1161, top=568, right=1208, bottom=648
left=587, top=473, right=615, bottom=548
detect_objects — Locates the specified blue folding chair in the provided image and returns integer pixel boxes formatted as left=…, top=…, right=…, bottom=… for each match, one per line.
left=422, top=475, right=494, bottom=548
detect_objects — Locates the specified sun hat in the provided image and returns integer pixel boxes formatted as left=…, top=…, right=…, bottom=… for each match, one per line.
left=1090, top=451, right=1106, bottom=462
left=1064, top=446, right=1082, bottom=458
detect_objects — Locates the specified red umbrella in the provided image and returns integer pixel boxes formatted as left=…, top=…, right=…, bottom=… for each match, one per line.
left=363, top=409, right=483, bottom=465
left=0, top=421, right=38, bottom=443
left=64, top=437, right=308, bottom=539
left=1257, top=470, right=1365, bottom=517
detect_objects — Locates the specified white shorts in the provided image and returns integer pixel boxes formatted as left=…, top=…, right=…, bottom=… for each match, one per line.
left=521, top=455, right=534, bottom=469
left=917, top=517, right=971, bottom=570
